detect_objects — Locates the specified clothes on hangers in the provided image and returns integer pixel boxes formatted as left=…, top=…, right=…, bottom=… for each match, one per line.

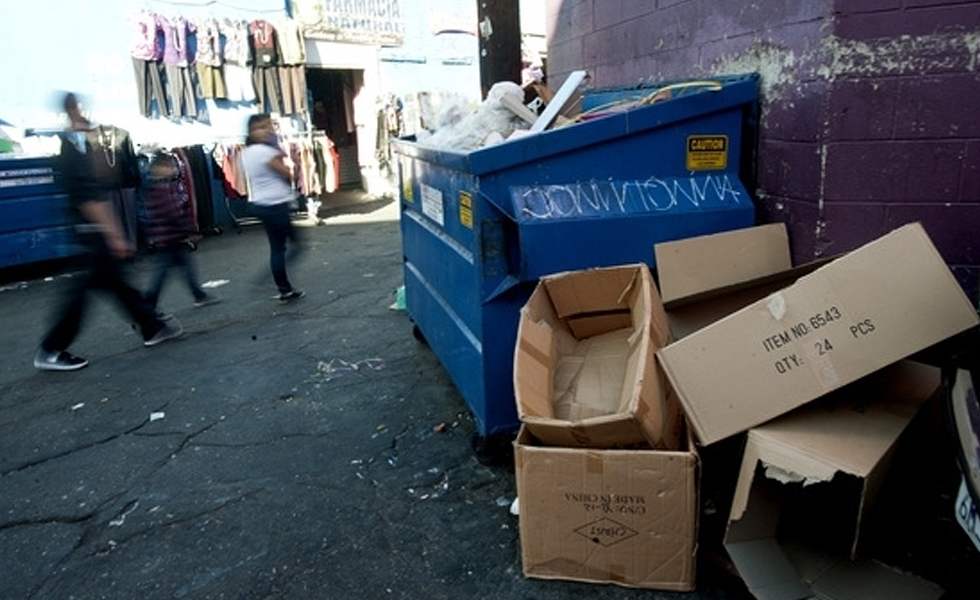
left=220, top=18, right=256, bottom=103
left=194, top=17, right=227, bottom=100
left=211, top=132, right=340, bottom=204
left=127, top=10, right=167, bottom=117
left=160, top=16, right=198, bottom=118
left=124, top=11, right=311, bottom=119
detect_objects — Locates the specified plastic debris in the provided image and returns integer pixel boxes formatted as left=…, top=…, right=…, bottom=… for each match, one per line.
left=389, top=285, right=406, bottom=311
left=315, top=358, right=387, bottom=382
left=149, top=412, right=165, bottom=422
left=417, top=81, right=528, bottom=151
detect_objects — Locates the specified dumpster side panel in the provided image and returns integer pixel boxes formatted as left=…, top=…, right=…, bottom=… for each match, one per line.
left=482, top=109, right=754, bottom=279
left=399, top=153, right=525, bottom=434
left=0, top=156, right=83, bottom=270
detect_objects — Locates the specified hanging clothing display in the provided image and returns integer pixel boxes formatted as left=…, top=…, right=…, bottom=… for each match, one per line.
left=127, top=11, right=168, bottom=118
left=274, top=18, right=308, bottom=115
left=123, top=11, right=308, bottom=119
left=138, top=145, right=218, bottom=238
left=313, top=132, right=341, bottom=194
left=176, top=145, right=216, bottom=233
left=249, top=19, right=283, bottom=115
left=194, top=17, right=226, bottom=101
left=210, top=142, right=248, bottom=200
left=220, top=18, right=256, bottom=103
left=160, top=16, right=198, bottom=119
left=211, top=133, right=340, bottom=205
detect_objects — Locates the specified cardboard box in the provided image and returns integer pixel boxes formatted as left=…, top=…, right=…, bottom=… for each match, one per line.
left=949, top=367, right=980, bottom=553
left=724, top=360, right=945, bottom=600
left=513, top=263, right=681, bottom=449
left=655, top=223, right=836, bottom=340
left=514, top=425, right=699, bottom=590
left=656, top=222, right=980, bottom=445
left=656, top=222, right=793, bottom=306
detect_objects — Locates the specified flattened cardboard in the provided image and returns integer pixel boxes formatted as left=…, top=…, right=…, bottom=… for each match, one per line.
left=657, top=222, right=980, bottom=445
left=514, top=264, right=681, bottom=449
left=724, top=361, right=945, bottom=600
left=515, top=426, right=699, bottom=590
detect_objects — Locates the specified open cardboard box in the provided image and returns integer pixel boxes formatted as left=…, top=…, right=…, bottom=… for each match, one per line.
left=655, top=222, right=980, bottom=446
left=723, top=360, right=946, bottom=600
left=655, top=222, right=835, bottom=340
left=513, top=263, right=681, bottom=449
left=514, top=425, right=699, bottom=590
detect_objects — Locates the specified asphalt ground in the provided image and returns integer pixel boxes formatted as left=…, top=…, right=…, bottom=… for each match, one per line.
left=0, top=193, right=975, bottom=600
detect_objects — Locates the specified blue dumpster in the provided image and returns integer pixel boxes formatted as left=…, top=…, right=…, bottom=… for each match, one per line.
left=392, top=73, right=759, bottom=440
left=0, top=155, right=80, bottom=270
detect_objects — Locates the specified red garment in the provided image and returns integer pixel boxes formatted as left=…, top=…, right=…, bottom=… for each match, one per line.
left=249, top=20, right=278, bottom=67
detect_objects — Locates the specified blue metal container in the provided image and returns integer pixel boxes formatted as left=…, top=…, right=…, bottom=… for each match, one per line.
left=0, top=155, right=80, bottom=270
left=392, top=74, right=759, bottom=438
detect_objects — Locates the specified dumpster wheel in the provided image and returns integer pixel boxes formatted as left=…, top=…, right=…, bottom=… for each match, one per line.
left=412, top=324, right=427, bottom=344
left=469, top=432, right=515, bottom=466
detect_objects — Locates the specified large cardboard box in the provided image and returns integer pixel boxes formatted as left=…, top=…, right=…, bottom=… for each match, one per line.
left=655, top=223, right=834, bottom=340
left=513, top=263, right=680, bottom=449
left=514, top=425, right=699, bottom=590
left=724, top=360, right=945, bottom=600
left=656, top=222, right=980, bottom=445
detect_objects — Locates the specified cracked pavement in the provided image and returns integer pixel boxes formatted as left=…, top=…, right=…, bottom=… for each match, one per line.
left=0, top=198, right=755, bottom=600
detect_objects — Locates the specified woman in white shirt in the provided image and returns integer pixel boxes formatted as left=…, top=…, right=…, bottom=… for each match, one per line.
left=241, top=113, right=305, bottom=303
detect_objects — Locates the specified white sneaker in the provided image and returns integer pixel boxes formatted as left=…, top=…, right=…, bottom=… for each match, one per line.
left=144, top=319, right=183, bottom=347
left=34, top=349, right=88, bottom=371
left=277, top=290, right=305, bottom=304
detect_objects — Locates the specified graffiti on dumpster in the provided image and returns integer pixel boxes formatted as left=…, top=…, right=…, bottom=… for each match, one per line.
left=511, top=174, right=747, bottom=221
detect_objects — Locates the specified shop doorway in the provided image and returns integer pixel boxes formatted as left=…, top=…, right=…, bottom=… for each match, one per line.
left=306, top=68, right=364, bottom=190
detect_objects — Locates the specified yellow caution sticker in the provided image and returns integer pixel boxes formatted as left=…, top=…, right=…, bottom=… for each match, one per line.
left=686, top=135, right=728, bottom=171
left=459, top=191, right=473, bottom=228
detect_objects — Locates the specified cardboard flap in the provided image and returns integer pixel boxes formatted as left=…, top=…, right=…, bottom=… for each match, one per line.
left=655, top=222, right=791, bottom=305
left=514, top=315, right=557, bottom=419
left=663, top=258, right=835, bottom=339
left=543, top=265, right=640, bottom=321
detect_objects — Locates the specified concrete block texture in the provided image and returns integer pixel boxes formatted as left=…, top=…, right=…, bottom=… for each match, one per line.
left=545, top=0, right=980, bottom=292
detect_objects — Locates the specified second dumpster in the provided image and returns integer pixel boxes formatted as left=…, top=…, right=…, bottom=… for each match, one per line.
left=392, top=73, right=760, bottom=447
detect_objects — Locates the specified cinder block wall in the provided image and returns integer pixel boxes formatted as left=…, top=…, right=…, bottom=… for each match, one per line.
left=545, top=0, right=980, bottom=301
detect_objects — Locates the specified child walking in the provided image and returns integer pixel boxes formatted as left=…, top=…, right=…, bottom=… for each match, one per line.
left=140, top=152, right=220, bottom=314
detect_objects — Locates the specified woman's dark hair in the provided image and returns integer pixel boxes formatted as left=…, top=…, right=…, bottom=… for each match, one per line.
left=63, top=92, right=79, bottom=113
left=246, top=113, right=272, bottom=145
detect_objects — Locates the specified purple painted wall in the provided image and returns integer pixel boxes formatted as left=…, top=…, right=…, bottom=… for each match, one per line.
left=545, top=0, right=980, bottom=301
